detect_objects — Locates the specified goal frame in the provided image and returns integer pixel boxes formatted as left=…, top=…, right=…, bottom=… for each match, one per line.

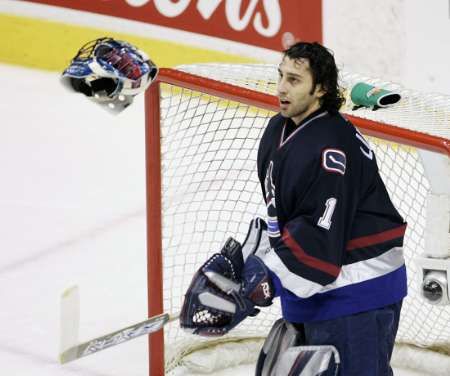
left=144, top=67, right=450, bottom=375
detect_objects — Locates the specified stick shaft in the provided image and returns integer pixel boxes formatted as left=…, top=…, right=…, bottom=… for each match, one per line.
left=60, top=312, right=179, bottom=364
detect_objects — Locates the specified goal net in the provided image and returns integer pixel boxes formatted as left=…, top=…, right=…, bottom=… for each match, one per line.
left=144, top=64, right=450, bottom=374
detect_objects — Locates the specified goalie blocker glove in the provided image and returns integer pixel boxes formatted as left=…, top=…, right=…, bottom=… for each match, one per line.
left=180, top=219, right=274, bottom=336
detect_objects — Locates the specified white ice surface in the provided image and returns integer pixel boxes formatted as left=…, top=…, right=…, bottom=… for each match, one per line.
left=0, top=64, right=443, bottom=376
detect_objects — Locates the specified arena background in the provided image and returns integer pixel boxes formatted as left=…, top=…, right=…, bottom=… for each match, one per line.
left=1, top=0, right=450, bottom=95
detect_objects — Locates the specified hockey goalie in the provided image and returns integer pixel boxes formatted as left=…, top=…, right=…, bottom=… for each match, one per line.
left=180, top=42, right=407, bottom=376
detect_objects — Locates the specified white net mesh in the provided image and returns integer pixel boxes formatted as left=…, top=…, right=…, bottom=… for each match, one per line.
left=150, top=64, right=450, bottom=372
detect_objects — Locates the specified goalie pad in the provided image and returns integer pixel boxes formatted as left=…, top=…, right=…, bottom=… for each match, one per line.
left=256, top=318, right=340, bottom=376
left=275, top=345, right=340, bottom=376
left=180, top=218, right=273, bottom=336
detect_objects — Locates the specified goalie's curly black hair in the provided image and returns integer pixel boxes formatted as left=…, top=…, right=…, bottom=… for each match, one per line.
left=283, top=42, right=345, bottom=113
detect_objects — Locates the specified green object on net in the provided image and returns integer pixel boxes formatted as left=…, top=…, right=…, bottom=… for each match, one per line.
left=350, top=82, right=401, bottom=110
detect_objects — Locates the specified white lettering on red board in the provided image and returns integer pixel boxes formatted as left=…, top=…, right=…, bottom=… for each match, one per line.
left=124, top=0, right=282, bottom=37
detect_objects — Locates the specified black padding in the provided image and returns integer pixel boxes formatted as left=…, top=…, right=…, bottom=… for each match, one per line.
left=69, top=77, right=93, bottom=97
left=90, top=78, right=118, bottom=96
left=379, top=93, right=401, bottom=106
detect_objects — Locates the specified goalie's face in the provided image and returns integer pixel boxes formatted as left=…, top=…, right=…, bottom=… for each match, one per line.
left=277, top=56, right=325, bottom=125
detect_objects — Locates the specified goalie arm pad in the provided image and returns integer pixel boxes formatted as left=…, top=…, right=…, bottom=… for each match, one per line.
left=202, top=216, right=275, bottom=308
left=180, top=218, right=274, bottom=336
left=181, top=253, right=274, bottom=336
left=220, top=216, right=274, bottom=307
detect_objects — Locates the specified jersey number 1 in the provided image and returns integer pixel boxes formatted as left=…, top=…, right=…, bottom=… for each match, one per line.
left=318, top=198, right=337, bottom=230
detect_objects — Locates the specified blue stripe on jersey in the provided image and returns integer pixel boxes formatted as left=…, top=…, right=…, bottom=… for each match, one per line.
left=267, top=217, right=280, bottom=237
left=270, top=265, right=407, bottom=323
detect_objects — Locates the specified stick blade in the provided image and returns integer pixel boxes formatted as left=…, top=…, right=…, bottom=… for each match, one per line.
left=59, top=286, right=80, bottom=363
left=60, top=346, right=82, bottom=364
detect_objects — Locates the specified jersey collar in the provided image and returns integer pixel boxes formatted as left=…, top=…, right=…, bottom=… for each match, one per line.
left=279, top=110, right=328, bottom=148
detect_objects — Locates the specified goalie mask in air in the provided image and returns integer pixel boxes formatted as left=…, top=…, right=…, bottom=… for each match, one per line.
left=61, top=37, right=158, bottom=113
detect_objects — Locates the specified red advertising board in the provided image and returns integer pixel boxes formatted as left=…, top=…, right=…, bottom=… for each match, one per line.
left=26, top=0, right=322, bottom=51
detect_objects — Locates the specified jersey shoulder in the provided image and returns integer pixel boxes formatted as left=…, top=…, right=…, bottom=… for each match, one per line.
left=310, top=112, right=370, bottom=162
left=310, top=112, right=356, bottom=143
left=282, top=112, right=370, bottom=181
left=284, top=112, right=354, bottom=158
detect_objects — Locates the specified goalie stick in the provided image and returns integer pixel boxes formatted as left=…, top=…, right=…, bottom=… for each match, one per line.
left=59, top=218, right=267, bottom=364
left=59, top=285, right=179, bottom=364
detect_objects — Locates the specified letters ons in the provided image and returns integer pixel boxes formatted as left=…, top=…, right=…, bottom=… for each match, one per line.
left=124, top=0, right=282, bottom=37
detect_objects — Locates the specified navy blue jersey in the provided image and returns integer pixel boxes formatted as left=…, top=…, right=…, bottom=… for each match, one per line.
left=257, top=110, right=407, bottom=323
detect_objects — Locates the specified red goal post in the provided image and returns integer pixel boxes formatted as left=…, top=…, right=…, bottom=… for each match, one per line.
left=145, top=65, right=450, bottom=375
